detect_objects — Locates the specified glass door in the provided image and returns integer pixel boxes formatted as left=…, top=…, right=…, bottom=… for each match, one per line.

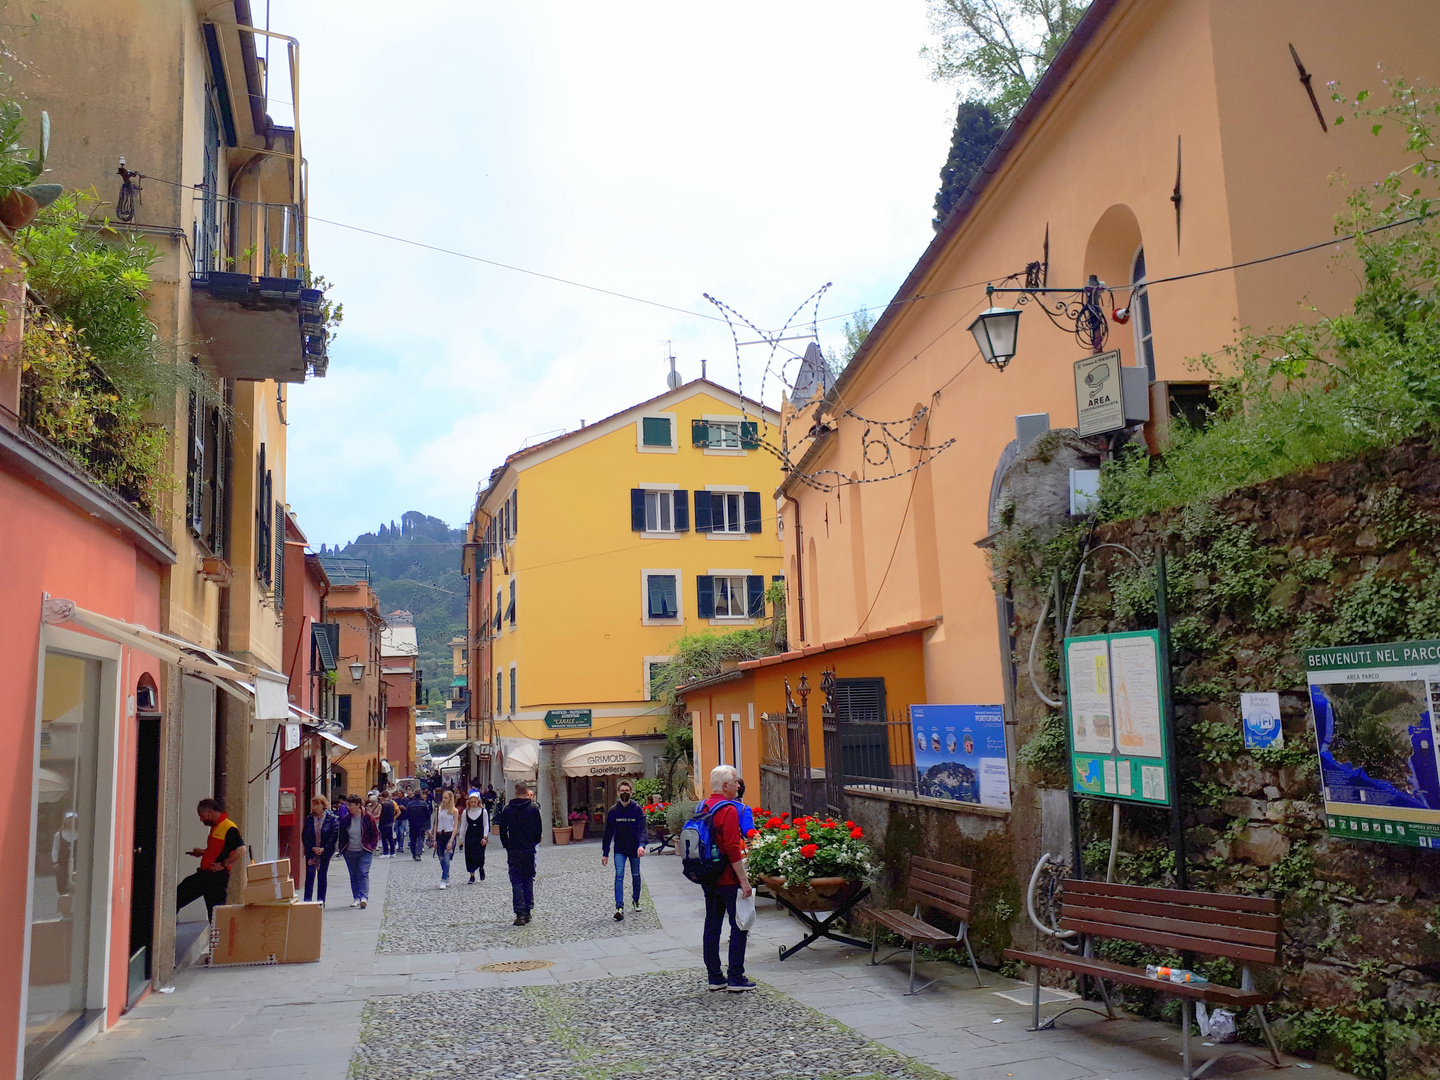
left=26, top=651, right=102, bottom=1077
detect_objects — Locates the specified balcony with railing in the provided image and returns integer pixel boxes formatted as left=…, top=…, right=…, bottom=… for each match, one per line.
left=189, top=192, right=329, bottom=383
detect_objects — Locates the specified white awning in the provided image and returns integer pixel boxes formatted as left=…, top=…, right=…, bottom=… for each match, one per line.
left=499, top=736, right=539, bottom=780
left=42, top=598, right=290, bottom=720
left=561, top=740, right=644, bottom=778
left=316, top=729, right=358, bottom=752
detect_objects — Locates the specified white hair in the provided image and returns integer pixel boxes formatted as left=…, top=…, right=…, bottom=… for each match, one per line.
left=710, top=764, right=739, bottom=792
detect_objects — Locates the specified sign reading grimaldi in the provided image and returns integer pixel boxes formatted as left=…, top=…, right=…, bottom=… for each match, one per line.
left=1073, top=350, right=1125, bottom=437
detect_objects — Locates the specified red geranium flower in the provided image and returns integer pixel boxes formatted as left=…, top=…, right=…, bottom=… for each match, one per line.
left=800, top=843, right=818, bottom=858
left=796, top=830, right=811, bottom=842
left=850, top=827, right=863, bottom=839
left=845, top=821, right=855, bottom=828
left=765, top=816, right=785, bottom=828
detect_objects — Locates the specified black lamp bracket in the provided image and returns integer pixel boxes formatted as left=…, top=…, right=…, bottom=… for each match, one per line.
left=986, top=276, right=1114, bottom=355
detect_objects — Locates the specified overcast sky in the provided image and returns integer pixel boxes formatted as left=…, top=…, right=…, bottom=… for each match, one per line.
left=270, top=2, right=957, bottom=546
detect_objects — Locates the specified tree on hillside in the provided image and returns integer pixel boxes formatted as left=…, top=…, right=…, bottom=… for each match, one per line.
left=932, top=101, right=1005, bottom=230
left=922, top=0, right=1088, bottom=121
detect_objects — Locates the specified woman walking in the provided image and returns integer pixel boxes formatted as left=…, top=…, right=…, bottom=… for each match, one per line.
left=431, top=789, right=459, bottom=889
left=340, top=793, right=379, bottom=908
left=462, top=793, right=489, bottom=883
left=302, top=796, right=338, bottom=905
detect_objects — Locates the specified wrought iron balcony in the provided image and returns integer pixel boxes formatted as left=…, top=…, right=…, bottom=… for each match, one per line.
left=190, top=194, right=328, bottom=382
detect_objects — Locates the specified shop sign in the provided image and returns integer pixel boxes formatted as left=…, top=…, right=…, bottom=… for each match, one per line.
left=1073, top=350, right=1125, bottom=437
left=1064, top=630, right=1171, bottom=805
left=907, top=704, right=1010, bottom=810
left=1306, top=639, right=1440, bottom=848
left=544, top=709, right=592, bottom=729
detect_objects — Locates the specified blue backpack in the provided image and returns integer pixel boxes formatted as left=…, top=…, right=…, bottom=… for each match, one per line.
left=680, top=799, right=742, bottom=884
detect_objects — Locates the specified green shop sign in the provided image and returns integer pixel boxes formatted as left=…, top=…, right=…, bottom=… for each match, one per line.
left=544, top=709, right=592, bottom=729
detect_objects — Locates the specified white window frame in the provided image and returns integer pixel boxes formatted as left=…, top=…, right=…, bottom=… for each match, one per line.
left=730, top=714, right=742, bottom=773
left=716, top=716, right=725, bottom=766
left=708, top=567, right=754, bottom=624
left=643, top=655, right=673, bottom=701
left=22, top=626, right=123, bottom=1048
left=508, top=662, right=517, bottom=717
left=1131, top=244, right=1156, bottom=381
left=641, top=568, right=683, bottom=626
left=636, top=410, right=678, bottom=454
left=701, top=413, right=747, bottom=456
left=497, top=669, right=503, bottom=712
left=645, top=490, right=674, bottom=534
left=704, top=484, right=749, bottom=540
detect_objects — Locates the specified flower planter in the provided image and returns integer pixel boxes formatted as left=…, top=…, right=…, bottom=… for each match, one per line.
left=571, top=821, right=586, bottom=841
left=552, top=826, right=572, bottom=846
left=0, top=190, right=37, bottom=231
left=758, top=874, right=859, bottom=912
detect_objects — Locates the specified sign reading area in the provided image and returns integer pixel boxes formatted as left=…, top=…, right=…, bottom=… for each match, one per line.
left=1306, top=640, right=1440, bottom=848
left=544, top=709, right=592, bottom=729
left=1073, top=350, right=1125, bottom=437
left=1064, top=630, right=1170, bottom=805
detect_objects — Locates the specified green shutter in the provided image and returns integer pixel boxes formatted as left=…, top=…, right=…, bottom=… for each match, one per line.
left=740, top=421, right=759, bottom=449
left=642, top=416, right=671, bottom=446
left=696, top=575, right=715, bottom=618
left=691, top=419, right=710, bottom=447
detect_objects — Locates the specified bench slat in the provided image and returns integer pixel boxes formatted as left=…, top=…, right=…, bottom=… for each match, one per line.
left=1002, top=949, right=1270, bottom=1008
left=909, top=869, right=973, bottom=905
left=1063, top=901, right=1279, bottom=950
left=907, top=891, right=970, bottom=922
left=911, top=856, right=974, bottom=884
left=873, top=908, right=954, bottom=944
left=1068, top=892, right=1280, bottom=934
left=1060, top=915, right=1280, bottom=967
left=1064, top=878, right=1279, bottom=915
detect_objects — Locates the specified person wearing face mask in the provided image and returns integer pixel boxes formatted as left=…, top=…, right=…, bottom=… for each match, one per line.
left=601, top=780, right=647, bottom=921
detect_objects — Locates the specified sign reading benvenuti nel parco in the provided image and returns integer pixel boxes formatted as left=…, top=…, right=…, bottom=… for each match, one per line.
left=544, top=709, right=592, bottom=729
left=1306, top=639, right=1440, bottom=848
left=1073, top=350, right=1125, bottom=437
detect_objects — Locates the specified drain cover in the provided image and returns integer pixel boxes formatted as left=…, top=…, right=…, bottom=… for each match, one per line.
left=478, top=960, right=554, bottom=973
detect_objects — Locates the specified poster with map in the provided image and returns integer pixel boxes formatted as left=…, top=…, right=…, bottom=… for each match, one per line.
left=908, top=704, right=1010, bottom=810
left=1064, top=631, right=1171, bottom=806
left=1306, top=640, right=1440, bottom=848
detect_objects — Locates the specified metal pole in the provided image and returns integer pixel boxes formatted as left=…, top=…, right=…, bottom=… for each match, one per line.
left=1057, top=570, right=1083, bottom=880
left=1155, top=549, right=1188, bottom=891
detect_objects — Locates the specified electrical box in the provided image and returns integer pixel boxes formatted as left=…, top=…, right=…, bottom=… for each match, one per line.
left=278, top=787, right=297, bottom=827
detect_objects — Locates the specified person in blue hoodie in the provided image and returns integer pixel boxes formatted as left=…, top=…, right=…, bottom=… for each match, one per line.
left=601, top=780, right=648, bottom=921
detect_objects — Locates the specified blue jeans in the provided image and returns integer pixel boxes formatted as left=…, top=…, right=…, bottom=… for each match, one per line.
left=701, top=882, right=747, bottom=984
left=304, top=852, right=333, bottom=903
left=613, top=852, right=642, bottom=907
left=342, top=849, right=372, bottom=901
left=409, top=823, right=425, bottom=858
left=508, top=852, right=536, bottom=914
left=436, top=832, right=454, bottom=881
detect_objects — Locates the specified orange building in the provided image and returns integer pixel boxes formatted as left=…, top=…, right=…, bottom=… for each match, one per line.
left=777, top=0, right=1440, bottom=734
left=320, top=560, right=387, bottom=795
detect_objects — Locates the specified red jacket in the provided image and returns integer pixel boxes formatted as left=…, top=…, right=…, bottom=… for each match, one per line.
left=699, top=794, right=745, bottom=886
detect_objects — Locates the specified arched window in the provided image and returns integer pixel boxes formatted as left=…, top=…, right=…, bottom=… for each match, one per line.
left=1131, top=247, right=1155, bottom=380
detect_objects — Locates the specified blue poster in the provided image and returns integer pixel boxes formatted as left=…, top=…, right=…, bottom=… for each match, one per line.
left=908, top=704, right=1011, bottom=809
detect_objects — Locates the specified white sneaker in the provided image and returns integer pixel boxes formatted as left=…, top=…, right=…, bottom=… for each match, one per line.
left=349, top=901, right=360, bottom=908
left=439, top=882, right=448, bottom=889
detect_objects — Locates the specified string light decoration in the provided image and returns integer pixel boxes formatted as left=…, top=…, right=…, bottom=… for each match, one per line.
left=701, top=287, right=957, bottom=494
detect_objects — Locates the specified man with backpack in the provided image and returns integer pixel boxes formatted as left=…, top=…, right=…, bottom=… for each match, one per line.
left=683, top=765, right=754, bottom=992
left=497, top=781, right=544, bottom=925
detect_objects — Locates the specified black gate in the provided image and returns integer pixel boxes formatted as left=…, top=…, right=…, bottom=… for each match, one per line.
left=819, top=671, right=846, bottom=816
left=785, top=677, right=812, bottom=818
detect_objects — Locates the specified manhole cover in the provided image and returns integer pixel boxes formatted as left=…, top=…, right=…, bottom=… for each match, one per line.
left=478, top=960, right=554, bottom=973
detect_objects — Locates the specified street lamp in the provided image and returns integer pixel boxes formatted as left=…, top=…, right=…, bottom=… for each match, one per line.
left=349, top=661, right=365, bottom=682
left=967, top=304, right=1022, bottom=371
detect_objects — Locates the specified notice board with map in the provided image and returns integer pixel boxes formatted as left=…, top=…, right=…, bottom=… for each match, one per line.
left=1063, top=630, right=1171, bottom=806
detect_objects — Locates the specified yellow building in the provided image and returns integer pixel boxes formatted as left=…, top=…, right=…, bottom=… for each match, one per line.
left=467, top=379, right=783, bottom=829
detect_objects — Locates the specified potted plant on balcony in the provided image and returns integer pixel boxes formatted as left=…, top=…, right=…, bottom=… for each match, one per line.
left=0, top=104, right=61, bottom=231
left=745, top=812, right=877, bottom=910
left=569, top=808, right=588, bottom=842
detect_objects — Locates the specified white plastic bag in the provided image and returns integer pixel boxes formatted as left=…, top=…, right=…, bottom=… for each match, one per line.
left=735, top=891, right=756, bottom=931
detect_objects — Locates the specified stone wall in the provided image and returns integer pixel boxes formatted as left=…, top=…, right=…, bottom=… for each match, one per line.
left=990, top=432, right=1440, bottom=1079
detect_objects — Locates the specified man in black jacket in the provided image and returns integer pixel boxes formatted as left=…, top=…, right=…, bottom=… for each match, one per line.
left=404, top=793, right=431, bottom=861
left=497, top=782, right=543, bottom=925
left=601, top=781, right=647, bottom=921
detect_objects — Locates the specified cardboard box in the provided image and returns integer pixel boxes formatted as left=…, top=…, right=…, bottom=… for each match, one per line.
left=210, top=902, right=322, bottom=965
left=241, top=876, right=295, bottom=905
left=245, top=858, right=290, bottom=883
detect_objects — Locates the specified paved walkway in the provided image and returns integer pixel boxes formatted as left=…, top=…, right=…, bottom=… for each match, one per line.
left=48, top=841, right=1346, bottom=1080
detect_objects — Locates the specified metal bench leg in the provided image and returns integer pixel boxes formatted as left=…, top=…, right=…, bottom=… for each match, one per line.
left=908, top=941, right=919, bottom=995
left=1181, top=999, right=1193, bottom=1080
left=870, top=921, right=878, bottom=965
left=1094, top=975, right=1117, bottom=1019
left=962, top=932, right=986, bottom=989
left=1032, top=965, right=1042, bottom=1030
left=1252, top=1005, right=1283, bottom=1068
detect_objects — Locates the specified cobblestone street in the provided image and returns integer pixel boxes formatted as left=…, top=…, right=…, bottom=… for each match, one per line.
left=47, top=840, right=1353, bottom=1080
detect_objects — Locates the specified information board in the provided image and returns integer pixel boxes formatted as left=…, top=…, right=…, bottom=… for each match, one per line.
left=1064, top=630, right=1170, bottom=805
left=1073, top=350, right=1125, bottom=437
left=908, top=704, right=1010, bottom=810
left=1306, top=640, right=1440, bottom=848
left=544, top=709, right=592, bottom=729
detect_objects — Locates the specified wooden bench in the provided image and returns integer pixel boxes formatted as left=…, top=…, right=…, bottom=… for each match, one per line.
left=1004, top=879, right=1284, bottom=1080
left=867, top=856, right=985, bottom=995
